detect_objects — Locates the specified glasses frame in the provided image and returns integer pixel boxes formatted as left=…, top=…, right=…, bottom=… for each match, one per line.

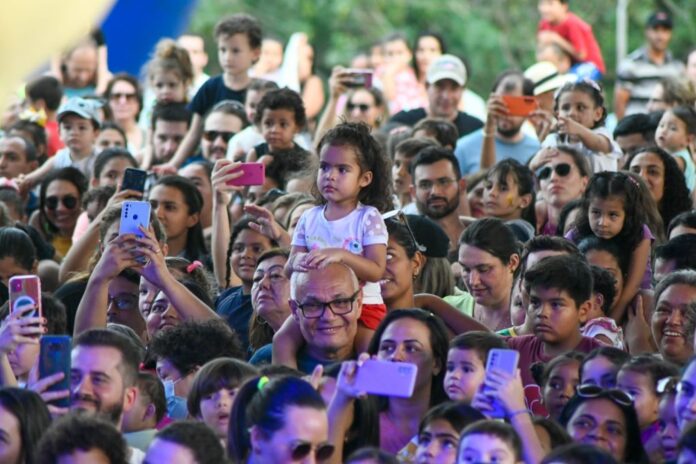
left=45, top=195, right=78, bottom=211
left=290, top=441, right=335, bottom=461
left=295, top=290, right=360, bottom=319
left=202, top=130, right=236, bottom=143
left=576, top=384, right=633, bottom=406
left=537, top=162, right=572, bottom=181
left=382, top=210, right=427, bottom=253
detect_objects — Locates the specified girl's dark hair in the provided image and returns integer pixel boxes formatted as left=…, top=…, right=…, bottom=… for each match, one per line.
left=668, top=210, right=696, bottom=237
left=155, top=175, right=207, bottom=263
left=39, top=167, right=88, bottom=236
left=486, top=159, right=536, bottom=228
left=412, top=31, right=447, bottom=81
left=0, top=227, right=36, bottom=271
left=346, top=447, right=398, bottom=464
left=574, top=172, right=646, bottom=253
left=92, top=147, right=137, bottom=180
left=531, top=351, right=584, bottom=387
left=579, top=347, right=630, bottom=384
left=554, top=79, right=607, bottom=128
left=98, top=121, right=128, bottom=146
left=418, top=401, right=485, bottom=435
left=578, top=235, right=630, bottom=279
left=0, top=387, right=51, bottom=464
left=459, top=420, right=523, bottom=461
left=540, top=443, right=619, bottom=464
left=532, top=417, right=572, bottom=450
left=625, top=146, right=691, bottom=232
left=155, top=421, right=228, bottom=464
left=187, top=357, right=258, bottom=418
left=556, top=198, right=584, bottom=236
left=559, top=392, right=648, bottom=464
left=228, top=376, right=326, bottom=462
left=224, top=216, right=278, bottom=288
left=619, top=354, right=679, bottom=391
left=385, top=217, right=420, bottom=259
left=670, top=105, right=696, bottom=136
left=589, top=265, right=616, bottom=315
left=104, top=72, right=144, bottom=119
left=9, top=120, right=47, bottom=158
left=519, top=235, right=581, bottom=278
left=367, top=309, right=449, bottom=408
left=253, top=87, right=307, bottom=128
left=459, top=217, right=520, bottom=265
left=315, top=122, right=394, bottom=213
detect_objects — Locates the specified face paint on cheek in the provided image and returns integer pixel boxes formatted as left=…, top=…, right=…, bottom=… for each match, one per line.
left=507, top=195, right=514, bottom=207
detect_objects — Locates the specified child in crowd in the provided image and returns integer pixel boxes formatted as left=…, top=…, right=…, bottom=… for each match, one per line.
left=162, top=14, right=262, bottom=171
left=246, top=88, right=306, bottom=163
left=412, top=118, right=459, bottom=149
left=24, top=75, right=64, bottom=156
left=275, top=122, right=393, bottom=367
left=482, top=159, right=536, bottom=228
left=121, top=372, right=167, bottom=452
left=187, top=358, right=258, bottom=448
left=532, top=351, right=584, bottom=420
left=19, top=97, right=100, bottom=191
left=226, top=79, right=279, bottom=161
left=536, top=80, right=621, bottom=172
left=616, top=355, right=679, bottom=461
left=379, top=33, right=426, bottom=115
left=444, top=331, right=507, bottom=404
left=95, top=122, right=128, bottom=152
left=391, top=137, right=438, bottom=212
left=655, top=106, right=696, bottom=191
left=579, top=346, right=630, bottom=388
left=569, top=172, right=652, bottom=321
left=413, top=402, right=485, bottom=463
left=458, top=420, right=524, bottom=464
left=582, top=265, right=624, bottom=348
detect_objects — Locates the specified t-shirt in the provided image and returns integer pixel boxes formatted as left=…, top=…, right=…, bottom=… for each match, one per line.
left=215, top=286, right=252, bottom=352
left=389, top=108, right=483, bottom=139
left=672, top=148, right=696, bottom=192
left=188, top=75, right=247, bottom=117
left=387, top=68, right=428, bottom=115
left=542, top=127, right=621, bottom=173
left=292, top=204, right=388, bottom=304
left=53, top=147, right=96, bottom=179
left=380, top=411, right=416, bottom=455
left=455, top=129, right=541, bottom=175
left=582, top=317, right=625, bottom=350
left=45, top=120, right=64, bottom=157
left=538, top=12, right=606, bottom=74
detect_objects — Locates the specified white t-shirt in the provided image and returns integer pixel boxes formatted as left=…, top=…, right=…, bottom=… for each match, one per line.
left=292, top=204, right=388, bottom=304
left=128, top=446, right=145, bottom=464
left=542, top=126, right=621, bottom=173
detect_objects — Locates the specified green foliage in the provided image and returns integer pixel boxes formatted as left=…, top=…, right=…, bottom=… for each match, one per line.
left=190, top=0, right=696, bottom=100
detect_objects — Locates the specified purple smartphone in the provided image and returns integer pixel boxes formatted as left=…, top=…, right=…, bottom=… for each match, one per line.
left=483, top=348, right=520, bottom=418
left=339, top=360, right=418, bottom=398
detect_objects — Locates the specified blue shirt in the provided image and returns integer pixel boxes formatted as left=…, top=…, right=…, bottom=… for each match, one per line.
left=215, top=286, right=252, bottom=352
left=188, top=75, right=247, bottom=116
left=455, top=129, right=540, bottom=175
left=249, top=344, right=345, bottom=374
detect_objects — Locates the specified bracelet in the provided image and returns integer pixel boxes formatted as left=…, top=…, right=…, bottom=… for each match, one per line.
left=483, top=132, right=495, bottom=138
left=508, top=409, right=529, bottom=419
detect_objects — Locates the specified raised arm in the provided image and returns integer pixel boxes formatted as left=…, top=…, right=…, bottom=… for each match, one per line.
left=211, top=160, right=245, bottom=289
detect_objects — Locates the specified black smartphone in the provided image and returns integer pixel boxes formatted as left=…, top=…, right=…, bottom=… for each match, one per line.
left=121, top=168, right=147, bottom=193
left=39, top=335, right=72, bottom=408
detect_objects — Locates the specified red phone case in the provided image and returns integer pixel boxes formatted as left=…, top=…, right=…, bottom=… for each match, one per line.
left=9, top=275, right=42, bottom=318
left=502, top=95, right=538, bottom=117
left=226, top=163, right=266, bottom=186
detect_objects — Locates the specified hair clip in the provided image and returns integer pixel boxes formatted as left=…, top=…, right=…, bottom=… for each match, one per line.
left=580, top=78, right=602, bottom=93
left=186, top=260, right=203, bottom=273
left=257, top=375, right=270, bottom=391
left=19, top=107, right=47, bottom=127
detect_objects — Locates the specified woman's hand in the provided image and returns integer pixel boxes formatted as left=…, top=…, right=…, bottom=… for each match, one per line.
left=133, top=225, right=170, bottom=289
left=244, top=204, right=290, bottom=245
left=334, top=353, right=371, bottom=400
left=211, top=160, right=246, bottom=205
left=0, top=304, right=45, bottom=355
left=93, top=234, right=143, bottom=282
left=328, top=66, right=352, bottom=99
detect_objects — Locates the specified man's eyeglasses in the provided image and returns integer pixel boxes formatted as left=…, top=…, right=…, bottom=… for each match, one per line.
left=45, top=195, right=78, bottom=210
left=383, top=210, right=426, bottom=253
left=290, top=441, right=335, bottom=461
left=347, top=102, right=371, bottom=112
left=576, top=384, right=633, bottom=406
left=295, top=290, right=360, bottom=319
left=202, top=130, right=236, bottom=143
left=416, top=178, right=456, bottom=191
left=537, top=163, right=571, bottom=181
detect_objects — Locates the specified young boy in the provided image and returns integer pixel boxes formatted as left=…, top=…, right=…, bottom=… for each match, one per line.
left=445, top=331, right=507, bottom=403
left=122, top=372, right=167, bottom=452
left=537, top=0, right=605, bottom=78
left=160, top=13, right=262, bottom=172
left=19, top=97, right=100, bottom=193
left=25, top=76, right=64, bottom=156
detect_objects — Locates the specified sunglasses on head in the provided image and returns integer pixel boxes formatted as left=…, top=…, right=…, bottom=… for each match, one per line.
left=202, top=130, right=236, bottom=143
left=382, top=210, right=427, bottom=253
left=576, top=384, right=633, bottom=406
left=347, top=102, right=371, bottom=112
left=538, top=163, right=571, bottom=181
left=45, top=195, right=78, bottom=210
left=290, top=441, right=335, bottom=461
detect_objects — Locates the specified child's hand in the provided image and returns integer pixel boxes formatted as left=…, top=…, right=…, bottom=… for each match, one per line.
left=303, top=248, right=346, bottom=269
left=528, top=109, right=555, bottom=142
left=528, top=147, right=561, bottom=172
left=0, top=305, right=45, bottom=355
left=472, top=369, right=526, bottom=418
left=289, top=252, right=310, bottom=272
left=557, top=115, right=586, bottom=137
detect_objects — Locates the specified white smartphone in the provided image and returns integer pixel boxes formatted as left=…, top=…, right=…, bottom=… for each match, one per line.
left=119, top=201, right=151, bottom=238
left=339, top=360, right=418, bottom=398
left=483, top=348, right=520, bottom=418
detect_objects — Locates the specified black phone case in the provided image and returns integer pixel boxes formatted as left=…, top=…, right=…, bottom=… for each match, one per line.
left=121, top=168, right=147, bottom=193
left=39, top=336, right=71, bottom=408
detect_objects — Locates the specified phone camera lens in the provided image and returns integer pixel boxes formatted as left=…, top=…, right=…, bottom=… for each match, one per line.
left=133, top=214, right=138, bottom=220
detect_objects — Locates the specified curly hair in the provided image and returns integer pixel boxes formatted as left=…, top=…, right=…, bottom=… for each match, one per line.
left=253, top=87, right=307, bottom=128
left=554, top=79, right=607, bottom=128
left=315, top=122, right=394, bottom=212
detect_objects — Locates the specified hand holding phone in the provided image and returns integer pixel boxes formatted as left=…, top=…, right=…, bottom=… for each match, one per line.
left=225, top=162, right=265, bottom=186
left=337, top=359, right=417, bottom=398
left=482, top=349, right=520, bottom=418
left=119, top=201, right=151, bottom=238
left=38, top=335, right=71, bottom=408
left=502, top=95, right=538, bottom=117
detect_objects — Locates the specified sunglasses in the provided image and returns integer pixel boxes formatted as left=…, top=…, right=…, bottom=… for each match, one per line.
left=109, top=92, right=137, bottom=102
left=576, top=384, right=633, bottom=406
left=45, top=195, right=78, bottom=210
left=538, top=163, right=571, bottom=181
left=202, top=130, right=236, bottom=142
left=290, top=441, right=335, bottom=461
left=382, top=210, right=427, bottom=253
left=657, top=376, right=679, bottom=395
left=347, top=102, right=371, bottom=112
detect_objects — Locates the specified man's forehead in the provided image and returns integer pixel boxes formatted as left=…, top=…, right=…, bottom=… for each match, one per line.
left=72, top=345, right=123, bottom=367
left=414, top=160, right=455, bottom=179
left=293, top=267, right=357, bottom=298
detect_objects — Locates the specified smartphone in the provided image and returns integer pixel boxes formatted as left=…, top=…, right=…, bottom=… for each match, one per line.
left=344, top=69, right=373, bottom=89
left=502, top=95, right=538, bottom=117
left=338, top=360, right=418, bottom=398
left=120, top=168, right=147, bottom=193
left=119, top=201, right=151, bottom=238
left=483, top=349, right=520, bottom=418
left=8, top=275, right=41, bottom=318
left=225, top=162, right=266, bottom=186
left=39, top=335, right=71, bottom=408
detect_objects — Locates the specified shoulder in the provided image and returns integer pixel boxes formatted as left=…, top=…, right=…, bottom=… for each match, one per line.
left=389, top=108, right=426, bottom=125
left=455, top=112, right=484, bottom=135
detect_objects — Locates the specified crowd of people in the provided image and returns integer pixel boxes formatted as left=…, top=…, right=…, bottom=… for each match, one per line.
left=3, top=1, right=696, bottom=462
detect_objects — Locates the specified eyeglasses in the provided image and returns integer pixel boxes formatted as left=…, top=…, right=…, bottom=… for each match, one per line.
left=383, top=209, right=426, bottom=253
left=416, top=178, right=456, bottom=191
left=202, top=130, right=236, bottom=142
left=347, top=102, right=371, bottom=112
left=657, top=376, right=679, bottom=395
left=107, top=295, right=139, bottom=311
left=290, top=441, right=335, bottom=461
left=576, top=384, right=633, bottom=406
left=538, top=163, right=571, bottom=181
left=109, top=92, right=137, bottom=102
left=295, top=290, right=360, bottom=319
left=45, top=195, right=78, bottom=210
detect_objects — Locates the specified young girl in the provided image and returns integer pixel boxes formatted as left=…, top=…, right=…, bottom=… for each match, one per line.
left=482, top=159, right=535, bottom=229
left=246, top=88, right=306, bottom=164
left=568, top=172, right=652, bottom=322
left=536, top=79, right=621, bottom=173
left=655, top=105, right=696, bottom=192
left=187, top=358, right=258, bottom=448
left=579, top=346, right=630, bottom=389
left=616, top=355, right=679, bottom=462
left=276, top=122, right=392, bottom=367
left=413, top=402, right=485, bottom=464
left=582, top=265, right=624, bottom=349
left=531, top=352, right=584, bottom=420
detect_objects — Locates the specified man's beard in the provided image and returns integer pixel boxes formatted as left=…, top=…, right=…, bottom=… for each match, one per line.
left=417, top=193, right=460, bottom=219
left=72, top=393, right=124, bottom=426
left=497, top=122, right=523, bottom=138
